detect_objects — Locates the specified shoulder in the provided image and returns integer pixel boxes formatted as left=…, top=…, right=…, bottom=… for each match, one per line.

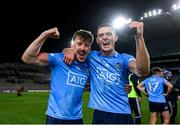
left=121, top=53, right=134, bottom=58
left=48, top=53, right=63, bottom=62
left=49, top=53, right=63, bottom=57
left=90, top=50, right=99, bottom=55
left=88, top=50, right=99, bottom=58
left=117, top=53, right=136, bottom=62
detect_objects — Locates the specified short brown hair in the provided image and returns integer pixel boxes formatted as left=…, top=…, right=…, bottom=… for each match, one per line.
left=97, top=23, right=116, bottom=35
left=151, top=67, right=163, bottom=75
left=97, top=23, right=113, bottom=30
left=72, top=29, right=94, bottom=44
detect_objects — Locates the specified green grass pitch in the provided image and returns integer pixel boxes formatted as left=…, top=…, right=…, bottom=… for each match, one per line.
left=0, top=91, right=179, bottom=124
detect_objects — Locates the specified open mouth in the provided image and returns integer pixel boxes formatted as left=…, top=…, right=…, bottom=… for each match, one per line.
left=78, top=51, right=87, bottom=60
left=79, top=51, right=86, bottom=56
left=102, top=42, right=110, bottom=47
left=77, top=51, right=87, bottom=61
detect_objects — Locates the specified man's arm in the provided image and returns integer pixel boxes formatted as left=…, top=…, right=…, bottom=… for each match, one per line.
left=128, top=21, right=150, bottom=77
left=131, top=74, right=141, bottom=97
left=137, top=82, right=148, bottom=96
left=62, top=48, right=75, bottom=65
left=164, top=81, right=173, bottom=96
left=21, top=27, right=59, bottom=66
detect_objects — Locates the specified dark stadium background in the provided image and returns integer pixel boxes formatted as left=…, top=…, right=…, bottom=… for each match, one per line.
left=0, top=0, right=179, bottom=62
left=0, top=0, right=180, bottom=85
left=1, top=0, right=180, bottom=81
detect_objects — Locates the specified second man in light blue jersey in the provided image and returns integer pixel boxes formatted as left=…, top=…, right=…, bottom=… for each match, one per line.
left=64, top=21, right=150, bottom=124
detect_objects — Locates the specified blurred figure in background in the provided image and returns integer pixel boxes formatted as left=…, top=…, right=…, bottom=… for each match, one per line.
left=16, top=83, right=24, bottom=96
left=162, top=69, right=180, bottom=124
left=128, top=73, right=141, bottom=124
left=137, top=67, right=173, bottom=124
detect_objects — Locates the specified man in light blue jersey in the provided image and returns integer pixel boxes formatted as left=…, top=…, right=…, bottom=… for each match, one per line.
left=21, top=27, right=94, bottom=124
left=64, top=21, right=150, bottom=124
left=137, top=67, right=173, bottom=124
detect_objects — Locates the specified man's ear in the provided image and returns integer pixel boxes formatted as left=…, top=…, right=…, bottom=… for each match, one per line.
left=89, top=47, right=92, bottom=52
left=71, top=44, right=74, bottom=48
left=115, top=34, right=118, bottom=42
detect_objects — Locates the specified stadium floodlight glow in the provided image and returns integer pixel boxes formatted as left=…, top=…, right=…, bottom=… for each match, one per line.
left=152, top=10, right=157, bottom=16
left=157, top=9, right=162, bottom=14
left=112, top=16, right=132, bottom=30
left=148, top=11, right=152, bottom=16
left=144, top=13, right=148, bottom=18
left=172, top=3, right=180, bottom=10
left=172, top=4, right=177, bottom=10
left=141, top=9, right=163, bottom=20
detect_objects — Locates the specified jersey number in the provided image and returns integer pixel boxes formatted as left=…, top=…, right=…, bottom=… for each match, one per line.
left=148, top=82, right=158, bottom=92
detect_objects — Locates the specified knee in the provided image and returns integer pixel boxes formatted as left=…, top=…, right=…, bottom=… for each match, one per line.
left=163, top=119, right=170, bottom=124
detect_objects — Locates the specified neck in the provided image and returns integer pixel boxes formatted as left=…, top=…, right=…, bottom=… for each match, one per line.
left=101, top=50, right=116, bottom=56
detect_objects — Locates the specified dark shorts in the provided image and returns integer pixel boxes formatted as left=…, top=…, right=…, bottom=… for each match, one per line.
left=149, top=101, right=169, bottom=113
left=92, top=109, right=134, bottom=124
left=46, top=115, right=83, bottom=124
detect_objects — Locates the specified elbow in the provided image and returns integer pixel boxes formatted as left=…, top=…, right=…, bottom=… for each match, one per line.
left=141, top=71, right=150, bottom=77
left=21, top=54, right=32, bottom=64
left=136, top=62, right=150, bottom=77
left=137, top=68, right=150, bottom=77
left=21, top=54, right=26, bottom=63
left=138, top=72, right=149, bottom=77
left=21, top=55, right=28, bottom=64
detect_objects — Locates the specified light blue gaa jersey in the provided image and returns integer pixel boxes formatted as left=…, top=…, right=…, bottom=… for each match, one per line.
left=142, top=75, right=168, bottom=103
left=46, top=53, right=89, bottom=120
left=88, top=51, right=135, bottom=114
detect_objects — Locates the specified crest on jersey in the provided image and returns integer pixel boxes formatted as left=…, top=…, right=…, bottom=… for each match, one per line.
left=115, top=63, right=122, bottom=70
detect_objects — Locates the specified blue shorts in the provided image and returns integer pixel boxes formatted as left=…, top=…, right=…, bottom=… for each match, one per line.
left=149, top=101, right=169, bottom=113
left=92, top=109, right=134, bottom=124
left=46, top=115, right=83, bottom=124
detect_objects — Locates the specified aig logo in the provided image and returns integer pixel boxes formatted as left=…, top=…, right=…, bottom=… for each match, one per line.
left=97, top=67, right=120, bottom=84
left=67, top=71, right=87, bottom=88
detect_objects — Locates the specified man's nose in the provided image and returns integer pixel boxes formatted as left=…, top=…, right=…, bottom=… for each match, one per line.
left=80, top=44, right=86, bottom=50
left=102, top=34, right=109, bottom=39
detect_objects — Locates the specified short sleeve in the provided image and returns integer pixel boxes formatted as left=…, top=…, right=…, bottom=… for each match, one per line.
left=122, top=53, right=136, bottom=69
left=48, top=53, right=63, bottom=66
